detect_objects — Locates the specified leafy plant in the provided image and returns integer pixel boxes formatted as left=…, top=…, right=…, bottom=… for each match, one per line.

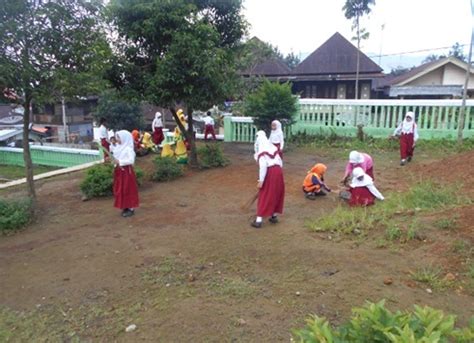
left=197, top=144, right=229, bottom=169
left=80, top=164, right=144, bottom=198
left=0, top=198, right=33, bottom=234
left=292, top=300, right=474, bottom=342
left=152, top=157, right=184, bottom=182
left=243, top=79, right=298, bottom=131
left=385, top=226, right=402, bottom=241
left=434, top=216, right=458, bottom=230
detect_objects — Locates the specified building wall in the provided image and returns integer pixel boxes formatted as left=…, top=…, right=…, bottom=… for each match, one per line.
left=408, top=68, right=443, bottom=86
left=442, top=64, right=474, bottom=88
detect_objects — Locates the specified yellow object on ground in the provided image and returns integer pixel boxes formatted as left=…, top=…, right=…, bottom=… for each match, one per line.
left=175, top=140, right=188, bottom=164
left=161, top=144, right=174, bottom=157
left=142, top=132, right=155, bottom=150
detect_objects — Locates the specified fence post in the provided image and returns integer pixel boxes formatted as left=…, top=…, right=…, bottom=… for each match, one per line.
left=224, top=116, right=232, bottom=142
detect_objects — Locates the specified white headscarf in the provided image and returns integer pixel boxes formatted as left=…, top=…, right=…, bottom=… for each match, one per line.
left=350, top=167, right=373, bottom=187
left=254, top=130, right=280, bottom=163
left=401, top=112, right=415, bottom=133
left=113, top=130, right=135, bottom=162
left=269, top=119, right=284, bottom=146
left=349, top=151, right=364, bottom=164
left=152, top=111, right=163, bottom=129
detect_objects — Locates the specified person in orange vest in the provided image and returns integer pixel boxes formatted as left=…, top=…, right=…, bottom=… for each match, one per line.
left=302, top=163, right=331, bottom=200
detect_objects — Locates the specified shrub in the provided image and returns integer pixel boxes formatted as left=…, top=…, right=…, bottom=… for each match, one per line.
left=243, top=79, right=298, bottom=131
left=152, top=157, right=184, bottom=182
left=197, top=144, right=229, bottom=169
left=0, top=198, right=32, bottom=234
left=292, top=300, right=474, bottom=342
left=80, top=164, right=144, bottom=198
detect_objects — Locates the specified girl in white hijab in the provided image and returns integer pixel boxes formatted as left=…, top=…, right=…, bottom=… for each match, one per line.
left=252, top=130, right=285, bottom=228
left=269, top=120, right=284, bottom=157
left=393, top=111, right=419, bottom=165
left=113, top=130, right=139, bottom=217
left=152, top=112, right=165, bottom=145
left=347, top=167, right=384, bottom=206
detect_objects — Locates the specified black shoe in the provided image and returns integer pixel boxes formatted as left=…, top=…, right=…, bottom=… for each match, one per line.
left=251, top=221, right=262, bottom=228
left=305, top=193, right=317, bottom=200
left=269, top=216, right=278, bottom=224
left=400, top=159, right=407, bottom=166
left=122, top=209, right=135, bottom=217
left=407, top=156, right=412, bottom=162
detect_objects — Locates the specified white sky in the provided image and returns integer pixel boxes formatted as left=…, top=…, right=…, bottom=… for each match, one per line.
left=242, top=0, right=473, bottom=71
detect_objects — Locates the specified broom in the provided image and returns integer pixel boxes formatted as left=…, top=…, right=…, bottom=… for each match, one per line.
left=241, top=190, right=259, bottom=212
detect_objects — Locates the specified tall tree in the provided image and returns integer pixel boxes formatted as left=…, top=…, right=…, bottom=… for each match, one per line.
left=108, top=0, right=247, bottom=167
left=449, top=42, right=466, bottom=62
left=0, top=0, right=111, bottom=203
left=283, top=52, right=300, bottom=70
left=343, top=0, right=375, bottom=99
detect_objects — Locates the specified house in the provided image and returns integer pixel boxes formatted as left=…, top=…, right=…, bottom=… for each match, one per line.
left=291, top=32, right=384, bottom=99
left=384, top=57, right=474, bottom=99
left=242, top=33, right=384, bottom=99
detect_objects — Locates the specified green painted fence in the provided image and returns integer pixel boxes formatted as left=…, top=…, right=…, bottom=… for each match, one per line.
left=224, top=99, right=474, bottom=142
left=0, top=145, right=102, bottom=168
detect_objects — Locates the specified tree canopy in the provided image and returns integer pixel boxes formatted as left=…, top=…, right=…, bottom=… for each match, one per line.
left=0, top=0, right=111, bottom=199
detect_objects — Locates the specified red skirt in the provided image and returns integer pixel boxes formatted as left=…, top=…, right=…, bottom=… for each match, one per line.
left=272, top=143, right=283, bottom=158
left=113, top=165, right=139, bottom=209
left=349, top=187, right=375, bottom=207
left=204, top=125, right=216, bottom=140
left=153, top=127, right=164, bottom=145
left=101, top=138, right=110, bottom=161
left=257, top=166, right=285, bottom=217
left=400, top=133, right=415, bottom=159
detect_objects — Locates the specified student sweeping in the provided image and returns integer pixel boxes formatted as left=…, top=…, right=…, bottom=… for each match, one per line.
left=252, top=130, right=285, bottom=228
left=302, top=163, right=331, bottom=199
left=347, top=167, right=384, bottom=207
left=112, top=130, right=139, bottom=217
left=392, top=111, right=419, bottom=166
left=152, top=111, right=165, bottom=145
left=269, top=119, right=284, bottom=157
left=341, top=150, right=374, bottom=185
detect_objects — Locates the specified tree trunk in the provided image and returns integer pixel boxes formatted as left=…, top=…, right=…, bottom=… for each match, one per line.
left=355, top=15, right=360, bottom=100
left=170, top=107, right=199, bottom=168
left=23, top=96, right=36, bottom=202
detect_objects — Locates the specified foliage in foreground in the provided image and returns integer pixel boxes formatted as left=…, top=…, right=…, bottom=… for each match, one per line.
left=152, top=157, right=184, bottom=182
left=307, top=180, right=469, bottom=235
left=80, top=164, right=144, bottom=198
left=0, top=198, right=32, bottom=234
left=293, top=300, right=474, bottom=342
left=197, top=144, right=230, bottom=169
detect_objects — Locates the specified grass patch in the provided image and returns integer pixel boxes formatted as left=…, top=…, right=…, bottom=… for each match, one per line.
left=197, top=143, right=229, bottom=169
left=411, top=266, right=454, bottom=291
left=0, top=164, right=59, bottom=181
left=0, top=198, right=32, bottom=234
left=434, top=216, right=458, bottom=230
left=306, top=181, right=468, bottom=239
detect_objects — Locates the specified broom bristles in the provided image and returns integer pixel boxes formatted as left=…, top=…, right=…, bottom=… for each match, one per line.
left=240, top=191, right=259, bottom=211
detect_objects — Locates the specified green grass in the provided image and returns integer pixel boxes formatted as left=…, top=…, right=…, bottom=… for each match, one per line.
left=434, top=216, right=458, bottom=230
left=0, top=164, right=59, bottom=181
left=385, top=226, right=402, bottom=241
left=306, top=180, right=468, bottom=237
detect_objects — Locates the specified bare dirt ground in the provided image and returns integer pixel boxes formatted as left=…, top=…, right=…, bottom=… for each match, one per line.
left=0, top=143, right=473, bottom=342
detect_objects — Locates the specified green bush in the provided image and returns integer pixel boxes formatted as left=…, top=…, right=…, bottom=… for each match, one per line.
left=80, top=164, right=144, bottom=198
left=292, top=300, right=474, bottom=342
left=152, top=157, right=184, bottom=182
left=198, top=144, right=229, bottom=169
left=243, top=79, right=298, bottom=131
left=0, top=198, right=32, bottom=234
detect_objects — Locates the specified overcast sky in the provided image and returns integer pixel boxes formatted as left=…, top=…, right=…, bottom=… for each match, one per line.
left=242, top=0, right=473, bottom=71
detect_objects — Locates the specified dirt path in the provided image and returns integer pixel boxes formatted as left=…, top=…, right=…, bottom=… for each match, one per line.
left=0, top=143, right=472, bottom=341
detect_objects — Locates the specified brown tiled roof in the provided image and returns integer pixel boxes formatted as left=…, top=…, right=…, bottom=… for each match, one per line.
left=243, top=58, right=291, bottom=76
left=293, top=32, right=383, bottom=75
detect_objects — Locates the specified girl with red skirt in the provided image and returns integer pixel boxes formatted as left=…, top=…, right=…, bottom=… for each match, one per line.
left=252, top=131, right=285, bottom=228
left=393, top=111, right=419, bottom=166
left=348, top=167, right=384, bottom=207
left=152, top=111, right=165, bottom=145
left=98, top=118, right=110, bottom=162
left=112, top=130, right=139, bottom=217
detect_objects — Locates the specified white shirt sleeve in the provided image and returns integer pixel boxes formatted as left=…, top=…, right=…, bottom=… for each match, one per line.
left=367, top=184, right=384, bottom=200
left=258, top=157, right=268, bottom=182
left=414, top=124, right=419, bottom=142
left=118, top=147, right=136, bottom=166
left=393, top=123, right=402, bottom=136
left=279, top=133, right=284, bottom=150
